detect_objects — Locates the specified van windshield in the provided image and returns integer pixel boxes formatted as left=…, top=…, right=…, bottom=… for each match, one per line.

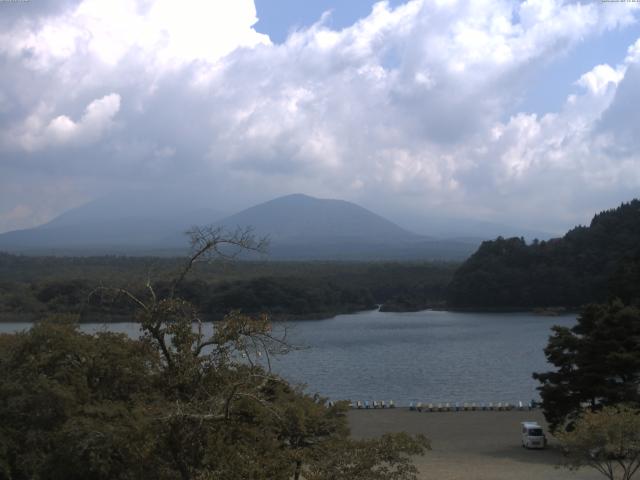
left=528, top=428, right=543, bottom=436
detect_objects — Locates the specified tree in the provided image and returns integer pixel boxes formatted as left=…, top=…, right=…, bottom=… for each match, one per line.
left=558, top=405, right=640, bottom=480
left=447, top=199, right=640, bottom=310
left=0, top=316, right=159, bottom=480
left=533, top=301, right=640, bottom=431
left=0, top=225, right=430, bottom=479
left=305, top=432, right=430, bottom=480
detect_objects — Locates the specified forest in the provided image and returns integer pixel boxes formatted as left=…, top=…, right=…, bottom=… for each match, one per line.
left=0, top=253, right=456, bottom=322
left=447, top=200, right=640, bottom=309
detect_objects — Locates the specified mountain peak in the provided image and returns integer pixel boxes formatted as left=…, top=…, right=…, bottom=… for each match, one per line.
left=217, top=194, right=418, bottom=243
left=0, top=193, right=481, bottom=260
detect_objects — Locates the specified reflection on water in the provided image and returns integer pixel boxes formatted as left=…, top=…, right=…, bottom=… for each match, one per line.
left=0, top=309, right=575, bottom=406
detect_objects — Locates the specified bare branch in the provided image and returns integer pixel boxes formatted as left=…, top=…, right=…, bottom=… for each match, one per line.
left=169, top=225, right=268, bottom=298
left=88, top=285, right=149, bottom=311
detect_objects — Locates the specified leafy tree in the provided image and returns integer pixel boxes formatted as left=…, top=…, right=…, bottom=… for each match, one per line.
left=0, top=226, right=430, bottom=479
left=0, top=316, right=159, bottom=480
left=558, top=405, right=640, bottom=480
left=533, top=302, right=640, bottom=431
left=305, top=432, right=430, bottom=480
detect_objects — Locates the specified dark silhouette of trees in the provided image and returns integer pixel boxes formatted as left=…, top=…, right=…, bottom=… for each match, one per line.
left=533, top=301, right=640, bottom=431
left=447, top=200, right=640, bottom=309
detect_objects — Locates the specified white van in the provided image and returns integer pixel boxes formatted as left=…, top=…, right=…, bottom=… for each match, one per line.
left=521, top=422, right=547, bottom=449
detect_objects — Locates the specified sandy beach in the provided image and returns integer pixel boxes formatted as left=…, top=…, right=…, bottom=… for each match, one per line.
left=348, top=408, right=601, bottom=480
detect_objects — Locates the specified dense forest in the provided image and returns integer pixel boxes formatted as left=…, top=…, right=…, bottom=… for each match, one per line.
left=0, top=254, right=456, bottom=321
left=447, top=200, right=640, bottom=309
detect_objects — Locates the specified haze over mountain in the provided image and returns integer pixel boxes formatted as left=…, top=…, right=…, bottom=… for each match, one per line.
left=0, top=193, right=485, bottom=260
left=0, top=192, right=224, bottom=255
left=211, top=193, right=480, bottom=260
left=392, top=213, right=555, bottom=243
left=217, top=194, right=418, bottom=243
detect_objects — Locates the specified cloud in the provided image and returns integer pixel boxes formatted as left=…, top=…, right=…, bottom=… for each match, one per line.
left=0, top=0, right=639, bottom=234
left=3, top=93, right=120, bottom=152
left=576, top=64, right=625, bottom=96
left=0, top=0, right=270, bottom=70
left=626, top=37, right=640, bottom=63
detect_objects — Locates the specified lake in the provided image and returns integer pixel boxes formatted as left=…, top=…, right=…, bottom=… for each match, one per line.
left=0, top=309, right=575, bottom=406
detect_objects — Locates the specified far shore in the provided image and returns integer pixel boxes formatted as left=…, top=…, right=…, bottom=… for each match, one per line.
left=0, top=305, right=579, bottom=324
left=348, top=408, right=598, bottom=480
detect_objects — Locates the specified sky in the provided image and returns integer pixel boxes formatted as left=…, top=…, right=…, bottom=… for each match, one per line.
left=0, top=0, right=639, bottom=235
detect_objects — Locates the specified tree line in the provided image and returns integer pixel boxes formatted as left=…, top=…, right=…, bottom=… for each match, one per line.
left=0, top=254, right=456, bottom=321
left=447, top=200, right=640, bottom=309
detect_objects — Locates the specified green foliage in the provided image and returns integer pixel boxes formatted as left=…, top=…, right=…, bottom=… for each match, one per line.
left=305, top=432, right=430, bottom=480
left=0, top=316, right=158, bottom=480
left=558, top=405, right=640, bottom=480
left=0, top=230, right=430, bottom=479
left=0, top=255, right=457, bottom=321
left=533, top=302, right=640, bottom=431
left=200, top=277, right=376, bottom=318
left=447, top=200, right=640, bottom=309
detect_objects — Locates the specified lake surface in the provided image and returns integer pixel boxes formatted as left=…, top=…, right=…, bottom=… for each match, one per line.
left=0, top=309, right=575, bottom=406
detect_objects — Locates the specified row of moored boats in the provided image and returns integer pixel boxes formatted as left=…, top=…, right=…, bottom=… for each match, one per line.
left=408, top=400, right=537, bottom=411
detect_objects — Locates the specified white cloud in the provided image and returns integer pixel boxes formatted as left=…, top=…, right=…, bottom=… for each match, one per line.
left=626, top=38, right=640, bottom=64
left=577, top=64, right=625, bottom=95
left=4, top=93, right=120, bottom=151
left=0, top=0, right=639, bottom=234
left=0, top=0, right=270, bottom=71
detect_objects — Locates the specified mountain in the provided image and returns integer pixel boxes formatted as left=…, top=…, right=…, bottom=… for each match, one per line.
left=0, top=192, right=224, bottom=254
left=447, top=199, right=640, bottom=308
left=0, top=193, right=480, bottom=260
left=217, top=194, right=418, bottom=243
left=214, top=194, right=477, bottom=260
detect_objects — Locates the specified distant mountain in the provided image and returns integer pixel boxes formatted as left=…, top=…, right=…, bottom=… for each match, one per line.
left=214, top=194, right=477, bottom=260
left=447, top=199, right=640, bottom=308
left=399, top=215, right=555, bottom=242
left=0, top=192, right=480, bottom=260
left=217, top=194, right=419, bottom=243
left=0, top=192, right=224, bottom=254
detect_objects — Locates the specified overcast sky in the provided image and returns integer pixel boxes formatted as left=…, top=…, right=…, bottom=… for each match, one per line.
left=0, top=0, right=639, bottom=235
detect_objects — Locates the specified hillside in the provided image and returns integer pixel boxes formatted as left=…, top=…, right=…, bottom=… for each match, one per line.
left=0, top=192, right=223, bottom=254
left=446, top=200, right=640, bottom=309
left=0, top=193, right=479, bottom=260
left=215, top=194, right=477, bottom=260
left=217, top=193, right=418, bottom=243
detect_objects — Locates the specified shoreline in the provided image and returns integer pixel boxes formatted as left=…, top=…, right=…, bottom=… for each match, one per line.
left=0, top=306, right=579, bottom=324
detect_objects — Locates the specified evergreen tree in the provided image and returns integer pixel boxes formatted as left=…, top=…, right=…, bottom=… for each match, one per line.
left=533, top=302, right=640, bottom=431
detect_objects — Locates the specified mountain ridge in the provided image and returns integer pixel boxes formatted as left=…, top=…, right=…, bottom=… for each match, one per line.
left=215, top=193, right=422, bottom=243
left=0, top=193, right=478, bottom=260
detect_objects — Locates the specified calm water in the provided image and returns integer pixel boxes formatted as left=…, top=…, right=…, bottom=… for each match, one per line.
left=0, top=309, right=575, bottom=406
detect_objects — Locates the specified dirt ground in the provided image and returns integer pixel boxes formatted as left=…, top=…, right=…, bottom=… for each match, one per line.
left=348, top=408, right=601, bottom=480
